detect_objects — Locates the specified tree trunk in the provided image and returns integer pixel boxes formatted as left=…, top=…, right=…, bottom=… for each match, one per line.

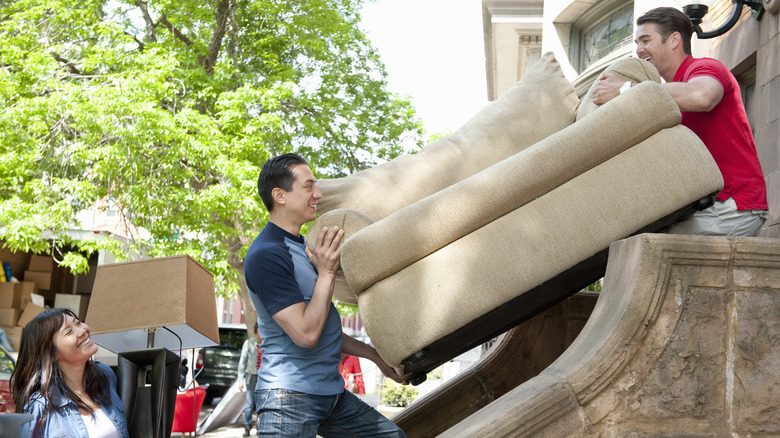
left=228, top=251, right=256, bottom=339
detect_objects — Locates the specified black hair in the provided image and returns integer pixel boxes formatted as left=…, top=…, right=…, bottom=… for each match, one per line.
left=257, top=153, right=309, bottom=212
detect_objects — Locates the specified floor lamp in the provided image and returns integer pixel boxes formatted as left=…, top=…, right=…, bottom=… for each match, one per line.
left=86, top=255, right=220, bottom=438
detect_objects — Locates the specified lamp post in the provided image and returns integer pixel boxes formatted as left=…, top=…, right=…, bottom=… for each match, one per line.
left=682, top=0, right=764, bottom=39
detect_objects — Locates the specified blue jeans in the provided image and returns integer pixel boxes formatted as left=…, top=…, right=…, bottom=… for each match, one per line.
left=255, top=388, right=406, bottom=437
left=244, top=374, right=258, bottom=429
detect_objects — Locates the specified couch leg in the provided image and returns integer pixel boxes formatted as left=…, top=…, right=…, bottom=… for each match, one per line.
left=409, top=373, right=427, bottom=386
left=692, top=194, right=715, bottom=211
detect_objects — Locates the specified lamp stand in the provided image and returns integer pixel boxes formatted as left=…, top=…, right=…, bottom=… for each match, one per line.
left=118, top=348, right=180, bottom=438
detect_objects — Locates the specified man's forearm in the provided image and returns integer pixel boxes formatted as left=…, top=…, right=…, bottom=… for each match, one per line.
left=341, top=333, right=377, bottom=360
left=661, top=77, right=723, bottom=112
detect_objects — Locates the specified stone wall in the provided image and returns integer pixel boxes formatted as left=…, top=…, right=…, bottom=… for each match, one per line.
left=439, top=234, right=780, bottom=437
left=754, top=8, right=780, bottom=237
left=706, top=4, right=780, bottom=238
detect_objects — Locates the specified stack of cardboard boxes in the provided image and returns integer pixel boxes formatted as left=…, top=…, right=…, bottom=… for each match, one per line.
left=0, top=255, right=56, bottom=351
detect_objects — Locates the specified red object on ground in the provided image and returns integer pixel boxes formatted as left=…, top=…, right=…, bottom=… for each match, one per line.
left=172, top=385, right=208, bottom=434
left=339, top=355, right=365, bottom=395
left=0, top=378, right=14, bottom=413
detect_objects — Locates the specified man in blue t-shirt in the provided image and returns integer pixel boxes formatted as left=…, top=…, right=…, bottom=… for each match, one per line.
left=244, top=153, right=408, bottom=437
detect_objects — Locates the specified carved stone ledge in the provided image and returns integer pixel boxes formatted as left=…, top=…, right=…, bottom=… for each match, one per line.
left=440, top=234, right=780, bottom=437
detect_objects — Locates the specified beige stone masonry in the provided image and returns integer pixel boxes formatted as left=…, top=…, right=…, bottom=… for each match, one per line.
left=440, top=234, right=780, bottom=437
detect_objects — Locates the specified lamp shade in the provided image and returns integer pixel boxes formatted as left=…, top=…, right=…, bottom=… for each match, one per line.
left=86, top=255, right=220, bottom=353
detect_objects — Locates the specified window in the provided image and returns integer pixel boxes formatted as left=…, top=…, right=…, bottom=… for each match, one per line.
left=581, top=4, right=634, bottom=71
left=569, top=2, right=634, bottom=74
left=737, top=64, right=756, bottom=134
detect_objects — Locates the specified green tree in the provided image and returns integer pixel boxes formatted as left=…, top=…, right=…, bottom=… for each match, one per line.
left=0, top=0, right=423, bottom=326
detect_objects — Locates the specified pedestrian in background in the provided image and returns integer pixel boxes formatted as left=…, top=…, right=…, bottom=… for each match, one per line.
left=237, top=322, right=262, bottom=437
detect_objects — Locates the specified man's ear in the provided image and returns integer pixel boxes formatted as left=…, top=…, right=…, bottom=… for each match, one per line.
left=669, top=31, right=682, bottom=51
left=271, top=187, right=286, bottom=206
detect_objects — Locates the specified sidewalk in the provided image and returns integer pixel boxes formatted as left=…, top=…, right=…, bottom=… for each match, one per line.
left=196, top=399, right=245, bottom=438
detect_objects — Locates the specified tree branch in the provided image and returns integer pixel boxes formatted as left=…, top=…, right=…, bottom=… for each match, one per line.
left=159, top=15, right=194, bottom=47
left=158, top=14, right=207, bottom=67
left=123, top=30, right=145, bottom=51
left=51, top=53, right=81, bottom=75
left=134, top=0, right=157, bottom=43
left=203, top=0, right=232, bottom=75
left=226, top=3, right=239, bottom=66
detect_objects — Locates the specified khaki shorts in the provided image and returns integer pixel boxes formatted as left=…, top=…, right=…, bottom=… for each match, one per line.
left=668, top=197, right=767, bottom=237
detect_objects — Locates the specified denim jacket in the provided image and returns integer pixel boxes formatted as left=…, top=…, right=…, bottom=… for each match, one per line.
left=19, top=361, right=130, bottom=438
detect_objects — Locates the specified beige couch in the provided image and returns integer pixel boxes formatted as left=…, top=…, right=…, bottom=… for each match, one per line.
left=308, top=54, right=724, bottom=381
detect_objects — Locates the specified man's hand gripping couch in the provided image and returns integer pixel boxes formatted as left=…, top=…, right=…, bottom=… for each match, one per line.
left=307, top=53, right=724, bottom=384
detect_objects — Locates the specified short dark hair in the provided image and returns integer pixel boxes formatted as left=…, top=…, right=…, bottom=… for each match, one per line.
left=637, top=7, right=693, bottom=56
left=257, top=153, right=308, bottom=212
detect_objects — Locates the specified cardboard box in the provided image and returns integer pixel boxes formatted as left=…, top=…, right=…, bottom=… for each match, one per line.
left=55, top=293, right=90, bottom=320
left=28, top=255, right=54, bottom=273
left=0, top=307, right=21, bottom=326
left=0, top=244, right=31, bottom=283
left=24, top=270, right=52, bottom=291
left=17, top=303, right=45, bottom=328
left=0, top=324, right=22, bottom=351
left=29, top=293, right=45, bottom=308
left=0, top=283, right=23, bottom=308
left=19, top=281, right=38, bottom=309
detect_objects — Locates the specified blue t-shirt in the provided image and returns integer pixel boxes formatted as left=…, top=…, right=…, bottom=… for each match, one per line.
left=244, top=222, right=344, bottom=395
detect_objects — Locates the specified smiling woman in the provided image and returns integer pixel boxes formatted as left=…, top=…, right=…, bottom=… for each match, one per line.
left=10, top=309, right=130, bottom=438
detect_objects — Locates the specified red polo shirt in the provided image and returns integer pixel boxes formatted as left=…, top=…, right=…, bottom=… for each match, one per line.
left=674, top=56, right=767, bottom=211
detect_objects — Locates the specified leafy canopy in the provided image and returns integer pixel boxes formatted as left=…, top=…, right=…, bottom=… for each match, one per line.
left=0, top=0, right=423, bottom=294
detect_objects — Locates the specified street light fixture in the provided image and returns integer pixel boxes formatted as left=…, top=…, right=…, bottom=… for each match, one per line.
left=682, top=0, right=764, bottom=39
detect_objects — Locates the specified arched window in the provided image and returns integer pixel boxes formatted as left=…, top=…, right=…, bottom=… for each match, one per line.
left=581, top=4, right=634, bottom=71
left=569, top=2, right=634, bottom=74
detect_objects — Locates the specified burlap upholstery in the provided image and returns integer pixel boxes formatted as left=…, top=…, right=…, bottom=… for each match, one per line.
left=359, top=125, right=723, bottom=367
left=315, top=52, right=580, bottom=221
left=577, top=57, right=662, bottom=121
left=340, top=82, right=681, bottom=294
left=304, top=208, right=374, bottom=305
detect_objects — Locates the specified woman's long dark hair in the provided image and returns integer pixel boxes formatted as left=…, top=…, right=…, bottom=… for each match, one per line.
left=11, top=308, right=111, bottom=420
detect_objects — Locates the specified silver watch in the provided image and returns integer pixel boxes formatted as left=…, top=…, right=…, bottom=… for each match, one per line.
left=619, top=81, right=632, bottom=94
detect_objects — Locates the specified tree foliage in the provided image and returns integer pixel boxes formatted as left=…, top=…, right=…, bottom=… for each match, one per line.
left=0, top=0, right=423, bottom=297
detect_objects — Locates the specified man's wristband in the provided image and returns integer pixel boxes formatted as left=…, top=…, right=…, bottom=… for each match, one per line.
left=619, top=81, right=632, bottom=94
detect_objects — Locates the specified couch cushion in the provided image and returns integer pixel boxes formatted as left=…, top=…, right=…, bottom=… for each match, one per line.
left=315, top=52, right=580, bottom=221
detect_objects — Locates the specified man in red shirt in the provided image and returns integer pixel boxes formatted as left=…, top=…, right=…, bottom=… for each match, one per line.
left=594, top=7, right=768, bottom=236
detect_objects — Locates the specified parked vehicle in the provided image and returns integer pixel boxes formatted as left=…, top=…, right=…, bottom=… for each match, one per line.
left=0, top=345, right=15, bottom=413
left=194, top=325, right=247, bottom=404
